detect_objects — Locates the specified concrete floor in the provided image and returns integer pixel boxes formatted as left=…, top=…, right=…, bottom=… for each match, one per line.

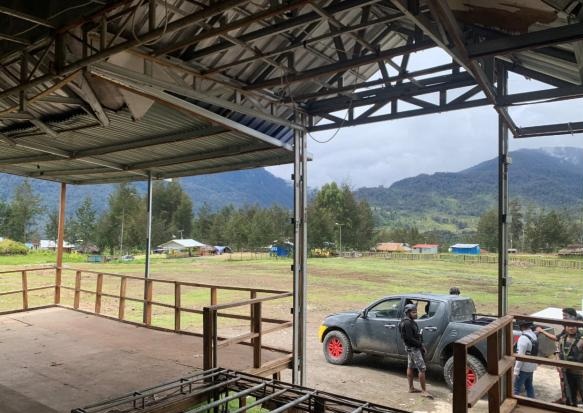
left=0, top=307, right=285, bottom=413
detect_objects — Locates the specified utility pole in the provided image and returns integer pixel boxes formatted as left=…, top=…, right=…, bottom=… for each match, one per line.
left=335, top=222, right=344, bottom=257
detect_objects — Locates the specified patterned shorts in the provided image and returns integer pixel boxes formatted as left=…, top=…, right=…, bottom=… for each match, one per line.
left=407, top=348, right=426, bottom=371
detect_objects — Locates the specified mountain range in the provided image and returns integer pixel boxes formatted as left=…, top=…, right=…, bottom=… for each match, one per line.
left=0, top=147, right=580, bottom=234
left=355, top=147, right=583, bottom=231
left=0, top=169, right=293, bottom=215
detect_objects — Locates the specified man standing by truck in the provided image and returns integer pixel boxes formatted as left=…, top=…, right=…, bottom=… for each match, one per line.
left=514, top=320, right=538, bottom=398
left=400, top=303, right=433, bottom=399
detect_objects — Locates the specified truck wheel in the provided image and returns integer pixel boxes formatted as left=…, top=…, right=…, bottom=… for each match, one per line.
left=443, top=354, right=486, bottom=390
left=323, top=330, right=353, bottom=365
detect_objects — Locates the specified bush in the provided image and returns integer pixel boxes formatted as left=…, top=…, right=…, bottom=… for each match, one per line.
left=0, top=239, right=28, bottom=255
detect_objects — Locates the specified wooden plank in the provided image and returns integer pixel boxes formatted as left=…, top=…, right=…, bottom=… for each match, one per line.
left=210, top=292, right=292, bottom=311
left=486, top=329, right=501, bottom=412
left=453, top=343, right=468, bottom=413
left=252, top=302, right=262, bottom=368
left=118, top=276, right=127, bottom=320
left=175, top=283, right=181, bottom=332
left=203, top=307, right=213, bottom=370
left=499, top=398, right=517, bottom=413
left=95, top=273, right=103, bottom=314
left=145, top=280, right=153, bottom=325
left=457, top=315, right=513, bottom=347
left=210, top=287, right=217, bottom=306
left=73, top=270, right=82, bottom=309
left=515, top=354, right=583, bottom=370
left=505, top=323, right=513, bottom=399
left=514, top=395, right=583, bottom=412
left=21, top=271, right=28, bottom=310
left=250, top=290, right=256, bottom=334
left=468, top=373, right=499, bottom=407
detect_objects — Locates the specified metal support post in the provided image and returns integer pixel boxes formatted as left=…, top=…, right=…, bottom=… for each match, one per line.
left=55, top=182, right=66, bottom=304
left=292, top=114, right=307, bottom=385
left=497, top=62, right=509, bottom=317
left=143, top=172, right=153, bottom=324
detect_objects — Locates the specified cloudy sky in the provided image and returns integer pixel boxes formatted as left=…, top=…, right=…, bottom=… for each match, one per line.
left=267, top=48, right=583, bottom=189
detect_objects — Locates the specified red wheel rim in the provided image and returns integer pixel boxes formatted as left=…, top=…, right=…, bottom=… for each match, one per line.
left=466, top=368, right=477, bottom=388
left=328, top=337, right=343, bottom=358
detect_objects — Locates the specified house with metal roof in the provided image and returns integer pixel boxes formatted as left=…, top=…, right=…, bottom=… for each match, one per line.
left=375, top=242, right=411, bottom=253
left=158, top=238, right=207, bottom=251
left=412, top=244, right=439, bottom=254
left=450, top=243, right=481, bottom=255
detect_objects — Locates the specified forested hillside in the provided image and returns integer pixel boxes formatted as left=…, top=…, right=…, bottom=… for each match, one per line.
left=355, top=147, right=583, bottom=231
left=0, top=168, right=292, bottom=214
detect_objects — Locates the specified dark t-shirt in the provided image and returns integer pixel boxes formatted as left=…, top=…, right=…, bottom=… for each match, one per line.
left=400, top=318, right=423, bottom=349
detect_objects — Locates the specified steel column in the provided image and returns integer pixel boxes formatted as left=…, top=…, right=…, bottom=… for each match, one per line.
left=143, top=172, right=153, bottom=324
left=292, top=114, right=307, bottom=385
left=55, top=182, right=66, bottom=304
left=497, top=63, right=509, bottom=317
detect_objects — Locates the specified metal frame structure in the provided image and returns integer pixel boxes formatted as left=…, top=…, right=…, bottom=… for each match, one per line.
left=1, top=0, right=583, bottom=393
left=71, top=367, right=410, bottom=413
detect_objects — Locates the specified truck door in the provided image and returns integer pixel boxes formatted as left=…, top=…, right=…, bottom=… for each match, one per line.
left=353, top=298, right=402, bottom=355
left=398, top=300, right=445, bottom=360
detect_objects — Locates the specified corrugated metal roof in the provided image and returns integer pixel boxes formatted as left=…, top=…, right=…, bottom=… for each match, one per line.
left=0, top=0, right=581, bottom=184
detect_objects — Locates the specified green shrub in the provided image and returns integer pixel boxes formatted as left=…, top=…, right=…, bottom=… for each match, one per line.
left=0, top=239, right=28, bottom=255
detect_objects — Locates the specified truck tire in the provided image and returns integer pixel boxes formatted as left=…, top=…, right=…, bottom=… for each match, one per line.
left=323, top=330, right=353, bottom=365
left=443, top=354, right=486, bottom=390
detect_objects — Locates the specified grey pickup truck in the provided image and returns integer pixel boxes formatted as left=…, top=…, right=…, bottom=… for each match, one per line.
left=318, top=293, right=551, bottom=389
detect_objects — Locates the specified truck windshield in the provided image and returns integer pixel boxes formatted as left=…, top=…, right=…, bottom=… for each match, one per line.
left=451, top=299, right=476, bottom=321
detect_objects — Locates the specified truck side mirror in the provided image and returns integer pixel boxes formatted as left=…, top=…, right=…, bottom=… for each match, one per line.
left=359, top=309, right=367, bottom=319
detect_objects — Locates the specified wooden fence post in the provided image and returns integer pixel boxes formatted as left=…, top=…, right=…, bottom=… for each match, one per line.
left=453, top=342, right=468, bottom=413
left=250, top=291, right=256, bottom=332
left=21, top=270, right=28, bottom=310
left=210, top=287, right=217, bottom=305
left=118, top=276, right=127, bottom=320
left=73, top=270, right=81, bottom=309
left=252, top=302, right=262, bottom=368
left=487, top=331, right=501, bottom=411
left=174, top=282, right=181, bottom=332
left=145, top=280, right=153, bottom=326
left=95, top=273, right=103, bottom=314
left=203, top=307, right=213, bottom=370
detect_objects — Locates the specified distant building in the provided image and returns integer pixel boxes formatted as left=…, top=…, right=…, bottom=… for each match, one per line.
left=558, top=244, right=583, bottom=256
left=270, top=240, right=293, bottom=257
left=158, top=239, right=207, bottom=251
left=158, top=239, right=207, bottom=257
left=38, top=240, right=75, bottom=253
left=450, top=243, right=480, bottom=255
left=375, top=242, right=411, bottom=253
left=412, top=244, right=439, bottom=254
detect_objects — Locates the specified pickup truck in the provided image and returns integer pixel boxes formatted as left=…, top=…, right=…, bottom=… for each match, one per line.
left=318, top=293, right=551, bottom=389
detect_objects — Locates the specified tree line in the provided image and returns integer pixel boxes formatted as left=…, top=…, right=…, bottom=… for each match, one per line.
left=377, top=200, right=583, bottom=254
left=0, top=179, right=376, bottom=254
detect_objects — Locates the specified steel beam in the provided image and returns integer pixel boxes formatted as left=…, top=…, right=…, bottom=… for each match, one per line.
left=516, top=121, right=583, bottom=138
left=246, top=40, right=432, bottom=90
left=0, top=0, right=249, bottom=102
left=143, top=172, right=153, bottom=324
left=183, top=0, right=384, bottom=62
left=497, top=62, right=509, bottom=317
left=467, top=22, right=583, bottom=59
left=0, top=6, right=55, bottom=28
left=90, top=62, right=302, bottom=131
left=292, top=113, right=307, bottom=385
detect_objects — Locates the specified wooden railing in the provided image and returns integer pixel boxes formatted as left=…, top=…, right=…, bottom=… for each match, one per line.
left=453, top=315, right=516, bottom=413
left=0, top=266, right=293, bottom=375
left=202, top=291, right=293, bottom=376
left=510, top=315, right=583, bottom=413
left=453, top=314, right=583, bottom=413
left=0, top=267, right=56, bottom=313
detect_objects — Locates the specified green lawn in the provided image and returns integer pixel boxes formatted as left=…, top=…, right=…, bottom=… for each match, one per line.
left=0, top=255, right=580, bottom=324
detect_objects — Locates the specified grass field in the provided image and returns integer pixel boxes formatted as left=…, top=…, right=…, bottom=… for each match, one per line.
left=1, top=253, right=581, bottom=318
